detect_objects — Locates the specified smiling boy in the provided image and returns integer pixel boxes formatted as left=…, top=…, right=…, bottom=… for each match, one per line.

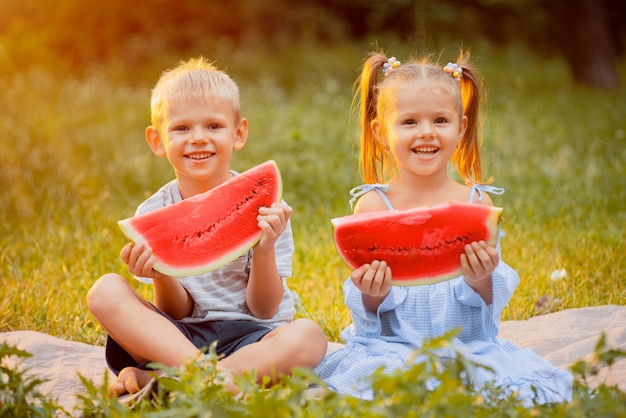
left=87, top=57, right=327, bottom=397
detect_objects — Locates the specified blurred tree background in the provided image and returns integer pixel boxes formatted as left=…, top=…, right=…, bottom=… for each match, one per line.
left=1, top=0, right=625, bottom=340
left=1, top=0, right=624, bottom=89
left=1, top=0, right=625, bottom=233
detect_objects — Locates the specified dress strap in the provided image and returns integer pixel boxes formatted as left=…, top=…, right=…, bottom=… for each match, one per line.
left=469, top=184, right=505, bottom=203
left=349, top=184, right=393, bottom=210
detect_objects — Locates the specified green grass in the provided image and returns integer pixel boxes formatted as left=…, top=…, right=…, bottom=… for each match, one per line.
left=1, top=41, right=625, bottom=415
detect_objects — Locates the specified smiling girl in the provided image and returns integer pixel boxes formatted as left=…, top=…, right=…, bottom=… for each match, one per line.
left=315, top=50, right=573, bottom=405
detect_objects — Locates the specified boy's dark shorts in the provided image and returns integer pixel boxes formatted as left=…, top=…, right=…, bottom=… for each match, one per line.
left=105, top=305, right=273, bottom=375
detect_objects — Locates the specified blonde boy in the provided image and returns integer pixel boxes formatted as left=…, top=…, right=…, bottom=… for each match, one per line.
left=87, top=57, right=327, bottom=396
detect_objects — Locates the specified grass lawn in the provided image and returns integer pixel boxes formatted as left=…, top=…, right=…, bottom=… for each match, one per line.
left=1, top=41, right=624, bottom=416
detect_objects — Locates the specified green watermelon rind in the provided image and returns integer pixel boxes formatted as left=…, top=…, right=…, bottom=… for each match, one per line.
left=117, top=160, right=282, bottom=277
left=331, top=201, right=503, bottom=286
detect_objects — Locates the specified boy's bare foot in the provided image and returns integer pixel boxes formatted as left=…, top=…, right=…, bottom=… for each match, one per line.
left=109, top=366, right=157, bottom=397
left=108, top=360, right=238, bottom=399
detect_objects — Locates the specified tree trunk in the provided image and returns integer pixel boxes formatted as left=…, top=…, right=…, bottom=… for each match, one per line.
left=552, top=0, right=620, bottom=90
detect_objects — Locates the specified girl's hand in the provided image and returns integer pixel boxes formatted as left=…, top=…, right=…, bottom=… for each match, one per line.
left=350, top=260, right=392, bottom=298
left=120, top=242, right=170, bottom=280
left=460, top=241, right=499, bottom=284
left=254, top=202, right=292, bottom=253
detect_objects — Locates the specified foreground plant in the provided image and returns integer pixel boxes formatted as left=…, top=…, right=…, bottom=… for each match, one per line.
left=6, top=333, right=626, bottom=417
left=327, top=332, right=626, bottom=418
left=76, top=345, right=327, bottom=417
left=0, top=342, right=66, bottom=417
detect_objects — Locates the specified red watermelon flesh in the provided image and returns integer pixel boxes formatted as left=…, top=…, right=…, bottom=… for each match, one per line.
left=118, top=160, right=282, bottom=277
left=332, top=201, right=503, bottom=286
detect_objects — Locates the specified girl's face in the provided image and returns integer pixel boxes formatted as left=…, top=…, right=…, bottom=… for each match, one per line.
left=376, top=80, right=467, bottom=181
left=146, top=97, right=248, bottom=196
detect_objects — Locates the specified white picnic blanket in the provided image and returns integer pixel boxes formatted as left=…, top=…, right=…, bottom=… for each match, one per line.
left=2, top=305, right=625, bottom=414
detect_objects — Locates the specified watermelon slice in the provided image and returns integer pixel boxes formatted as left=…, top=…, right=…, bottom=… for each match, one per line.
left=332, top=201, right=503, bottom=286
left=118, top=160, right=282, bottom=276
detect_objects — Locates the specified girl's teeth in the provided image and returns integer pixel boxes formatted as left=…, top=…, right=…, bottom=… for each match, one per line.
left=414, top=147, right=437, bottom=154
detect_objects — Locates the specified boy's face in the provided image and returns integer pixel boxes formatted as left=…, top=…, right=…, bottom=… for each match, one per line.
left=146, top=97, right=248, bottom=195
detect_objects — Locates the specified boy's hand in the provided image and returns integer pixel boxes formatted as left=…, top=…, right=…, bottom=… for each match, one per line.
left=120, top=242, right=170, bottom=280
left=254, top=202, right=292, bottom=253
left=460, top=241, right=499, bottom=284
left=351, top=260, right=392, bottom=298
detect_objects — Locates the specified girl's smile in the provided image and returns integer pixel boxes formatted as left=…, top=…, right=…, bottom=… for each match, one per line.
left=411, top=145, right=440, bottom=158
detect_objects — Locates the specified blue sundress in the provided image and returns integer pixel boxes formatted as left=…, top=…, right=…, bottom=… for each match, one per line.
left=315, top=184, right=573, bottom=405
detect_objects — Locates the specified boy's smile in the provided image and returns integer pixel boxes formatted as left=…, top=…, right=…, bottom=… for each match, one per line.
left=186, top=151, right=214, bottom=161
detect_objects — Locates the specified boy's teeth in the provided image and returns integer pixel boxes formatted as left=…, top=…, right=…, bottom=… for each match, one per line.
left=189, top=153, right=209, bottom=159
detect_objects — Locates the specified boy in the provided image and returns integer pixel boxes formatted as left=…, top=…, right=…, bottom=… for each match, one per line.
left=87, top=57, right=327, bottom=397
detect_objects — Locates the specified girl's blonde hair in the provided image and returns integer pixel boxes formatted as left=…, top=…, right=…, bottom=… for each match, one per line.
left=150, top=56, right=241, bottom=131
left=355, top=49, right=490, bottom=186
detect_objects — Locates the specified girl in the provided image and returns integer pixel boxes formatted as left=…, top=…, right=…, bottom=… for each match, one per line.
left=315, top=50, right=573, bottom=405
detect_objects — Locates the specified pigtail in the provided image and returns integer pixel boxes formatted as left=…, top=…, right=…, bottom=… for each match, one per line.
left=451, top=50, right=492, bottom=185
left=355, top=52, right=389, bottom=184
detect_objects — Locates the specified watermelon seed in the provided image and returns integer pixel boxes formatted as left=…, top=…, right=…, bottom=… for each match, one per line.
left=174, top=187, right=269, bottom=244
left=353, top=234, right=473, bottom=257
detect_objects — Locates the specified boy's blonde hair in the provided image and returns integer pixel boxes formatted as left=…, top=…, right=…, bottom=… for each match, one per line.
left=150, top=56, right=241, bottom=130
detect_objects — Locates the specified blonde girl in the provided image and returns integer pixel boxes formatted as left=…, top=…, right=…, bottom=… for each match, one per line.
left=315, top=49, right=573, bottom=405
